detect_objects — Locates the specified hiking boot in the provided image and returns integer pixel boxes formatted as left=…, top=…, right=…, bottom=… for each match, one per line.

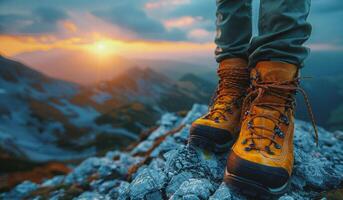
left=189, top=58, right=250, bottom=153
left=224, top=61, right=318, bottom=196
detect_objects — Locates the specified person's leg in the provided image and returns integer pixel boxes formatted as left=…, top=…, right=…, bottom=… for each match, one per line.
left=215, top=0, right=252, bottom=62
left=224, top=0, right=315, bottom=196
left=188, top=0, right=252, bottom=153
left=248, top=0, right=312, bottom=68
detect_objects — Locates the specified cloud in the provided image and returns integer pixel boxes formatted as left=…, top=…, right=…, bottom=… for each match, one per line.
left=188, top=28, right=213, bottom=42
left=168, top=0, right=216, bottom=22
left=0, top=14, right=27, bottom=34
left=145, top=0, right=191, bottom=9
left=307, top=43, right=343, bottom=51
left=0, top=7, right=68, bottom=34
left=62, top=21, right=78, bottom=33
left=164, top=16, right=197, bottom=30
left=146, top=0, right=216, bottom=33
left=92, top=1, right=187, bottom=41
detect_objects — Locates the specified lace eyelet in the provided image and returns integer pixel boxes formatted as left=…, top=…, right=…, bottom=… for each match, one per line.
left=247, top=121, right=253, bottom=129
left=274, top=143, right=281, bottom=149
left=274, top=126, right=285, bottom=138
left=265, top=146, right=274, bottom=155
left=244, top=147, right=252, bottom=151
left=226, top=107, right=233, bottom=114
left=241, top=139, right=247, bottom=145
left=280, top=114, right=290, bottom=125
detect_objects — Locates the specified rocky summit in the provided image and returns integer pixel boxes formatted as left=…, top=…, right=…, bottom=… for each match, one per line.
left=1, top=104, right=342, bottom=200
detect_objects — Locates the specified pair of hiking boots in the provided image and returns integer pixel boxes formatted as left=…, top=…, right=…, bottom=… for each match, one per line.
left=188, top=58, right=318, bottom=196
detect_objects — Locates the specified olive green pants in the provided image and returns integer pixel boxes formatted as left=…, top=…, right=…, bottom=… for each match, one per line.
left=215, top=0, right=312, bottom=68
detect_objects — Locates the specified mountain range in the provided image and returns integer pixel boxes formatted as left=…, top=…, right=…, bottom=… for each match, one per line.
left=14, top=49, right=343, bottom=131
left=0, top=55, right=215, bottom=166
left=14, top=49, right=216, bottom=85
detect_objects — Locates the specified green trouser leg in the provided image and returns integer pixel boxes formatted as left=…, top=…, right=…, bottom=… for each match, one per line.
left=248, top=0, right=312, bottom=68
left=215, top=0, right=312, bottom=68
left=215, top=0, right=252, bottom=62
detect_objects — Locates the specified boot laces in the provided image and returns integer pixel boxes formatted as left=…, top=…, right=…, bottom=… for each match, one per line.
left=242, top=78, right=318, bottom=154
left=205, top=67, right=249, bottom=121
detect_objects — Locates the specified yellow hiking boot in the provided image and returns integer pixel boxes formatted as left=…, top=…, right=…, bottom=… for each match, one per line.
left=224, top=61, right=318, bottom=196
left=188, top=58, right=249, bottom=153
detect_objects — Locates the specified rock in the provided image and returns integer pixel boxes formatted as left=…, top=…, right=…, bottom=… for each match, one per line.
left=181, top=104, right=207, bottom=125
left=64, top=153, right=141, bottom=185
left=64, top=157, right=122, bottom=184
left=149, top=113, right=180, bottom=140
left=171, top=179, right=216, bottom=200
left=209, top=183, right=233, bottom=200
left=128, top=168, right=167, bottom=199
left=1, top=181, right=38, bottom=199
left=41, top=175, right=65, bottom=187
left=164, top=146, right=225, bottom=183
left=150, top=135, right=182, bottom=157
left=1, top=104, right=342, bottom=200
left=131, top=140, right=154, bottom=155
left=49, top=189, right=65, bottom=200
left=106, top=181, right=130, bottom=200
left=74, top=191, right=108, bottom=200
left=292, top=122, right=343, bottom=190
left=166, top=172, right=193, bottom=197
left=148, top=157, right=166, bottom=170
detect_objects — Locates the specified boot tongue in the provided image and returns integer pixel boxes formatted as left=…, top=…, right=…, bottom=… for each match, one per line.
left=253, top=61, right=298, bottom=82
left=251, top=61, right=298, bottom=105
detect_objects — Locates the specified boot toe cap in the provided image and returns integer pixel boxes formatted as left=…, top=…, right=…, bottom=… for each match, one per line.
left=188, top=124, right=234, bottom=153
left=226, top=151, right=290, bottom=190
left=189, top=123, right=233, bottom=145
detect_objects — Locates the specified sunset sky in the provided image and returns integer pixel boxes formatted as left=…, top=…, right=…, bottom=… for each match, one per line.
left=0, top=0, right=342, bottom=66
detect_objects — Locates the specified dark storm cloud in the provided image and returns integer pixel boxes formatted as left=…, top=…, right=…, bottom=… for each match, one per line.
left=0, top=7, right=68, bottom=34
left=92, top=1, right=187, bottom=40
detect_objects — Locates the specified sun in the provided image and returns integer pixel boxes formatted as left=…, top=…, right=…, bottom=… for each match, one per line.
left=95, top=42, right=106, bottom=51
left=89, top=40, right=116, bottom=56
left=94, top=41, right=108, bottom=54
left=84, top=38, right=124, bottom=57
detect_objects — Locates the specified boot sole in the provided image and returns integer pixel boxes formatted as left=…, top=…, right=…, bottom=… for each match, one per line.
left=224, top=168, right=290, bottom=198
left=188, top=125, right=234, bottom=153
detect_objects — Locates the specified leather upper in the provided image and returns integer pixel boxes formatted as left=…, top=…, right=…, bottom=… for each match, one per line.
left=192, top=58, right=249, bottom=138
left=231, top=61, right=298, bottom=175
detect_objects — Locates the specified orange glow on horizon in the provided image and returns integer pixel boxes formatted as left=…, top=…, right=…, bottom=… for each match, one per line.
left=0, top=34, right=214, bottom=60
